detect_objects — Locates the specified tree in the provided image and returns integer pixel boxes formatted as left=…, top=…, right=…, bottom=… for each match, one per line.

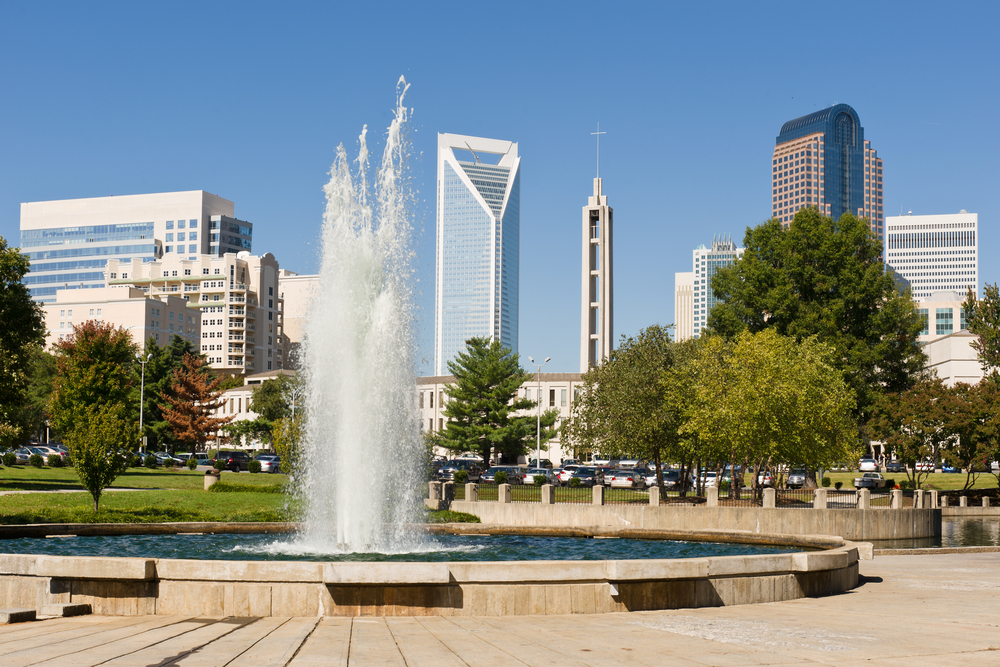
left=963, top=284, right=1000, bottom=371
left=251, top=373, right=305, bottom=422
left=160, top=353, right=234, bottom=451
left=683, top=329, right=859, bottom=496
left=272, top=415, right=304, bottom=478
left=707, top=210, right=925, bottom=420
left=563, top=325, right=686, bottom=494
left=223, top=417, right=273, bottom=451
left=23, top=348, right=58, bottom=444
left=0, top=235, right=46, bottom=446
left=62, top=402, right=136, bottom=511
left=435, top=337, right=552, bottom=466
left=137, top=335, right=204, bottom=450
left=49, top=321, right=139, bottom=439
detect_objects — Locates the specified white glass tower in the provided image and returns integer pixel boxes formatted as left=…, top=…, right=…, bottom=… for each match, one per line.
left=435, top=133, right=520, bottom=376
left=691, top=236, right=743, bottom=338
left=884, top=211, right=978, bottom=301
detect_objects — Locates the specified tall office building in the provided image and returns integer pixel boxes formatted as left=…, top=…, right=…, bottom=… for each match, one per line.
left=884, top=211, right=978, bottom=301
left=674, top=271, right=694, bottom=342
left=771, top=104, right=884, bottom=239
left=435, top=133, right=520, bottom=376
left=19, top=191, right=252, bottom=303
left=581, top=178, right=613, bottom=371
left=690, top=236, right=743, bottom=338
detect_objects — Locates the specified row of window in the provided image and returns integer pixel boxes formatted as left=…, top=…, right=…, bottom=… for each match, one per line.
left=164, top=232, right=197, bottom=242
left=164, top=220, right=198, bottom=230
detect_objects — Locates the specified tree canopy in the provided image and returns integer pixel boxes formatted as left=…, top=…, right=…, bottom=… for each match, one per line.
left=434, top=337, right=556, bottom=466
left=707, top=210, right=925, bottom=419
left=0, top=235, right=46, bottom=446
left=963, top=283, right=1000, bottom=371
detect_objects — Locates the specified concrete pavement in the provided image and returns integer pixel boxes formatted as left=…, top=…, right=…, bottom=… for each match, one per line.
left=1, top=552, right=997, bottom=666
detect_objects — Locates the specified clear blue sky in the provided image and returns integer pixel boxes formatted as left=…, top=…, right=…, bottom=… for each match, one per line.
left=2, top=1, right=998, bottom=374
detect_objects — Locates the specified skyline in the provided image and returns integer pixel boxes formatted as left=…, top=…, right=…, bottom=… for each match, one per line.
left=2, top=2, right=998, bottom=374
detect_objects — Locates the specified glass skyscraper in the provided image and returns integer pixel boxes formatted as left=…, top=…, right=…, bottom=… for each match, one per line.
left=435, top=133, right=520, bottom=376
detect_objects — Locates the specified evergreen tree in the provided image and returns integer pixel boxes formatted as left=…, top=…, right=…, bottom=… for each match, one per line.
left=0, top=235, right=46, bottom=446
left=160, top=353, right=234, bottom=451
left=435, top=337, right=555, bottom=466
left=138, top=335, right=204, bottom=450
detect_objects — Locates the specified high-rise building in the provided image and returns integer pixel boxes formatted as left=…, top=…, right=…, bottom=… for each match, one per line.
left=581, top=178, right=613, bottom=371
left=106, top=252, right=284, bottom=375
left=435, top=133, right=520, bottom=376
left=690, top=237, right=743, bottom=338
left=884, top=211, right=978, bottom=301
left=674, top=271, right=694, bottom=343
left=771, top=104, right=884, bottom=239
left=19, top=191, right=252, bottom=303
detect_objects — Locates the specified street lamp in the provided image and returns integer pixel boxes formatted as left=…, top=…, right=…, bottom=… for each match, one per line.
left=527, top=356, right=550, bottom=469
left=136, top=352, right=152, bottom=453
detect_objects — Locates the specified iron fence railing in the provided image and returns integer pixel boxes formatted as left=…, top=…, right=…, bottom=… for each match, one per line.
left=604, top=486, right=652, bottom=505
left=776, top=489, right=815, bottom=508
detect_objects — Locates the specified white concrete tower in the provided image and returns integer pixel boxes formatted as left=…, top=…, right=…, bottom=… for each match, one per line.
left=581, top=178, right=613, bottom=371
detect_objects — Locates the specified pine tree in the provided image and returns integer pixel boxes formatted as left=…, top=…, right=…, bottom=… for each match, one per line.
left=160, top=353, right=234, bottom=451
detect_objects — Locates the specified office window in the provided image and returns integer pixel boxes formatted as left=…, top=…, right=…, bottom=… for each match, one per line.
left=67, top=310, right=72, bottom=317
left=177, top=232, right=185, bottom=242
left=165, top=233, right=174, bottom=242
left=189, top=245, right=197, bottom=253
left=165, top=246, right=173, bottom=253
left=189, top=231, right=197, bottom=241
left=269, top=286, right=273, bottom=296
left=177, top=220, right=186, bottom=229
left=561, top=389, right=567, bottom=407
left=166, top=221, right=174, bottom=230
left=549, top=389, right=556, bottom=407
left=419, top=392, right=424, bottom=409
left=60, top=310, right=65, bottom=317
left=96, top=309, right=101, bottom=316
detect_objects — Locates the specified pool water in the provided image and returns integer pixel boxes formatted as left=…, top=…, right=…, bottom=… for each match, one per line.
left=0, top=532, right=803, bottom=562
left=870, top=517, right=1000, bottom=549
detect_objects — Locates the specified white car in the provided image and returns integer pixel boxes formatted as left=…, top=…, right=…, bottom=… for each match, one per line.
left=255, top=454, right=281, bottom=473
left=858, top=458, right=878, bottom=472
left=606, top=469, right=646, bottom=489
left=556, top=465, right=580, bottom=485
left=700, top=471, right=719, bottom=487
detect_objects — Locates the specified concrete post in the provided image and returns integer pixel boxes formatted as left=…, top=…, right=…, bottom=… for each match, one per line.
left=930, top=490, right=939, bottom=508
left=428, top=481, right=442, bottom=501
left=541, top=484, right=554, bottom=505
left=857, top=488, right=870, bottom=510
left=984, top=497, right=991, bottom=508
left=813, top=488, right=827, bottom=509
left=959, top=496, right=968, bottom=507
left=762, top=488, right=776, bottom=508
left=466, top=483, right=478, bottom=502
left=913, top=489, right=924, bottom=509
left=204, top=471, right=220, bottom=490
left=442, top=482, right=455, bottom=503
left=706, top=486, right=719, bottom=507
left=890, top=488, right=903, bottom=509
left=499, top=483, right=511, bottom=504
left=593, top=484, right=604, bottom=506
left=941, top=495, right=949, bottom=508
left=648, top=486, right=660, bottom=507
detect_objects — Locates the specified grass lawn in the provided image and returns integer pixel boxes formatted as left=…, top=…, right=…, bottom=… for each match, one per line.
left=0, top=464, right=297, bottom=524
left=814, top=471, right=999, bottom=492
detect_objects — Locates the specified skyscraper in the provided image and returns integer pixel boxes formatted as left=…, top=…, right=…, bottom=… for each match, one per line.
left=771, top=104, right=884, bottom=239
left=686, top=236, right=743, bottom=339
left=673, top=271, right=693, bottom=342
left=19, top=191, right=252, bottom=303
left=435, top=133, right=520, bottom=376
left=884, top=211, right=978, bottom=301
left=581, top=178, right=613, bottom=371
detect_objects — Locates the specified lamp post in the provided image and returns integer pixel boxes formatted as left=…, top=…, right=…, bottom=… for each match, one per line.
left=136, top=352, right=152, bottom=453
left=527, top=356, right=550, bottom=469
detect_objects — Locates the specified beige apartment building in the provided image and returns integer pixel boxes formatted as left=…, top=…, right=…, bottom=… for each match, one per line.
left=276, top=270, right=318, bottom=367
left=106, top=252, right=285, bottom=375
left=42, top=286, right=199, bottom=350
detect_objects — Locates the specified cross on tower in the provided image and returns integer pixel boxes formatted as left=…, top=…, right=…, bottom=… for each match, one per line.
left=591, top=123, right=606, bottom=178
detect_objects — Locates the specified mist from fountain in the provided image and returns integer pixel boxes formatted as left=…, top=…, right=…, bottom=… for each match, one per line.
left=295, top=77, right=425, bottom=554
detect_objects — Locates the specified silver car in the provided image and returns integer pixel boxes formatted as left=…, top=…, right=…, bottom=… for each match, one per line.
left=255, top=454, right=281, bottom=473
left=523, top=467, right=557, bottom=485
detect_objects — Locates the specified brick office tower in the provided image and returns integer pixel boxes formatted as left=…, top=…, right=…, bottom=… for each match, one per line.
left=771, top=104, right=883, bottom=240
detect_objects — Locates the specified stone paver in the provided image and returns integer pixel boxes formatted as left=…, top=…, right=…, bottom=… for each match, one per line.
left=0, top=552, right=998, bottom=666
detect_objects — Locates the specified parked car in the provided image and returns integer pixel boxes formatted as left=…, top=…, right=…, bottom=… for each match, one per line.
left=214, top=450, right=251, bottom=472
left=915, top=460, right=935, bottom=472
left=154, top=451, right=184, bottom=466
left=561, top=459, right=581, bottom=466
left=658, top=469, right=682, bottom=489
left=556, top=464, right=581, bottom=485
left=786, top=469, right=807, bottom=489
left=941, top=464, right=959, bottom=473
left=523, top=467, right=557, bottom=485
left=481, top=466, right=523, bottom=485
left=607, top=469, right=646, bottom=489
left=858, top=458, right=879, bottom=472
left=854, top=472, right=888, bottom=489
left=756, top=470, right=774, bottom=487
left=13, top=448, right=32, bottom=464
left=569, top=467, right=603, bottom=487
left=526, top=459, right=553, bottom=469
left=640, top=467, right=659, bottom=488
left=617, top=459, right=641, bottom=469
left=437, top=459, right=483, bottom=483
left=885, top=460, right=905, bottom=473
left=700, top=471, right=719, bottom=488
left=255, top=454, right=281, bottom=473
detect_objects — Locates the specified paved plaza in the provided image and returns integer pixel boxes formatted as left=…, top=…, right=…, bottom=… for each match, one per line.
left=0, top=552, right=997, bottom=666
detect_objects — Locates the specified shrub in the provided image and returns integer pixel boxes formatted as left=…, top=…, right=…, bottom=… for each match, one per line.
left=719, top=480, right=731, bottom=492
left=186, top=457, right=198, bottom=470
left=213, top=459, right=225, bottom=471
left=821, top=477, right=832, bottom=488
left=569, top=477, right=582, bottom=487
left=494, top=470, right=507, bottom=485
left=47, top=454, right=64, bottom=467
left=453, top=470, right=468, bottom=484
left=144, top=454, right=158, bottom=468
left=162, top=456, right=174, bottom=468
left=2, top=451, right=16, bottom=466
left=534, top=475, right=547, bottom=486
left=248, top=460, right=262, bottom=474
left=131, top=453, right=143, bottom=468
left=29, top=453, right=44, bottom=468
left=834, top=481, right=843, bottom=490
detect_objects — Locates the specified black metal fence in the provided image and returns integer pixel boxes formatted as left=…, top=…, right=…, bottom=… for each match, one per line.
left=776, top=489, right=815, bottom=508
left=604, top=486, right=652, bottom=505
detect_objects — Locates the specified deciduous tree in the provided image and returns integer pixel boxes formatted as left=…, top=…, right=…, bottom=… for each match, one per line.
left=160, top=353, right=234, bottom=451
left=963, top=284, right=1000, bottom=371
left=869, top=377, right=951, bottom=488
left=62, top=402, right=137, bottom=511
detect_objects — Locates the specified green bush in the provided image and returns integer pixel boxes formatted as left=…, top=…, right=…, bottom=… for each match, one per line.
left=719, top=479, right=731, bottom=492
left=186, top=457, right=198, bottom=470
left=208, top=481, right=287, bottom=494
left=213, top=459, right=225, bottom=471
left=453, top=470, right=468, bottom=484
left=534, top=475, right=547, bottom=486
left=494, top=470, right=507, bottom=485
left=248, top=460, right=262, bottom=474
left=2, top=451, right=16, bottom=466
left=29, top=453, right=44, bottom=468
left=425, top=509, right=481, bottom=524
left=821, top=476, right=832, bottom=488
left=47, top=454, right=64, bottom=467
left=834, top=481, right=843, bottom=490
left=144, top=454, right=158, bottom=468
left=569, top=477, right=582, bottom=487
